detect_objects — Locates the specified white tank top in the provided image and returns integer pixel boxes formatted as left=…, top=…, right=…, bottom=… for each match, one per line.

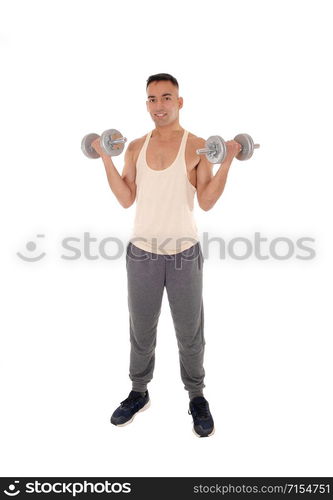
left=129, top=129, right=199, bottom=255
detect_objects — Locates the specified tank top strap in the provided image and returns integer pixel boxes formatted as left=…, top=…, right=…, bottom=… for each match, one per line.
left=136, top=130, right=152, bottom=175
left=179, top=129, right=189, bottom=154
left=179, top=130, right=189, bottom=170
left=144, top=130, right=153, bottom=150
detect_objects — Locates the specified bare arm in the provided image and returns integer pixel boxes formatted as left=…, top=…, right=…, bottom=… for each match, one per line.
left=196, top=138, right=241, bottom=211
left=92, top=138, right=137, bottom=208
left=119, top=141, right=137, bottom=208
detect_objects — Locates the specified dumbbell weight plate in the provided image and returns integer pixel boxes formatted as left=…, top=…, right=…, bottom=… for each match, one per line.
left=234, top=133, right=255, bottom=161
left=81, top=133, right=101, bottom=159
left=100, top=128, right=126, bottom=157
left=205, top=135, right=227, bottom=164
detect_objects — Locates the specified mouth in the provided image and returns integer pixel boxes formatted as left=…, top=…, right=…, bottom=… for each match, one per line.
left=154, top=113, right=167, bottom=118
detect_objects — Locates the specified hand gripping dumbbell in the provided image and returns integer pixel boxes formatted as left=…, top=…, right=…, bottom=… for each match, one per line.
left=196, top=133, right=260, bottom=164
left=81, top=129, right=127, bottom=159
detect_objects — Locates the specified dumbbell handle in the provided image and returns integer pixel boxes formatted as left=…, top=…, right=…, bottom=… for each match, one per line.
left=197, top=143, right=260, bottom=155
left=104, top=137, right=127, bottom=145
left=196, top=147, right=215, bottom=155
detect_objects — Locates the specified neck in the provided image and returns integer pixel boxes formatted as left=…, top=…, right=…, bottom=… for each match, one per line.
left=152, top=122, right=184, bottom=140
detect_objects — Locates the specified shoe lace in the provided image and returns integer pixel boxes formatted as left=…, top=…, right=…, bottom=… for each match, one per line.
left=188, top=399, right=210, bottom=418
left=120, top=392, right=143, bottom=410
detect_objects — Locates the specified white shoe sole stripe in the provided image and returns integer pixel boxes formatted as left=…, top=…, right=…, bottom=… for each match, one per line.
left=192, top=426, right=215, bottom=437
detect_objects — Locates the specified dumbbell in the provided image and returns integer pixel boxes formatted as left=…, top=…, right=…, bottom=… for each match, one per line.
left=81, top=129, right=127, bottom=159
left=196, top=133, right=260, bottom=164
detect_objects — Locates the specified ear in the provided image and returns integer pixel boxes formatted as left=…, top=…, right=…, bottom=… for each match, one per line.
left=178, top=96, right=183, bottom=109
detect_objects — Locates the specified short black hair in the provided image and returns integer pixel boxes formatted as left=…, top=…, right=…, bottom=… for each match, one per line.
left=146, top=73, right=179, bottom=91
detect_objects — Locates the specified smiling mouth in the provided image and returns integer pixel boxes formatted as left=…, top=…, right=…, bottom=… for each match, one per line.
left=155, top=113, right=167, bottom=117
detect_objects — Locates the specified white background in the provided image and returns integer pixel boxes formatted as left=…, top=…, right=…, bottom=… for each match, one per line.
left=1, top=0, right=332, bottom=477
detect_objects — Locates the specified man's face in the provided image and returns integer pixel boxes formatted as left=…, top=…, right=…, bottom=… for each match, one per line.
left=146, top=81, right=183, bottom=127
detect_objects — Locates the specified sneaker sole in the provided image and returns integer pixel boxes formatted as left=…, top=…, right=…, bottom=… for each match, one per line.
left=113, top=399, right=151, bottom=427
left=192, top=426, right=215, bottom=438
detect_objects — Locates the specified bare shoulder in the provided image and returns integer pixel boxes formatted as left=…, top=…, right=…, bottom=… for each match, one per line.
left=121, top=136, right=146, bottom=184
left=128, top=134, right=147, bottom=155
left=187, top=132, right=206, bottom=148
left=186, top=133, right=207, bottom=168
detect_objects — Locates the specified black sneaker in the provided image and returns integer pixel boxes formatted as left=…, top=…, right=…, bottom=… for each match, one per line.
left=110, top=390, right=150, bottom=426
left=188, top=396, right=215, bottom=437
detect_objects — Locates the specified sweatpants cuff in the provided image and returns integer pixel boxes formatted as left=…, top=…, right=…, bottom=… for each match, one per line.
left=189, top=391, right=204, bottom=400
left=132, top=385, right=148, bottom=393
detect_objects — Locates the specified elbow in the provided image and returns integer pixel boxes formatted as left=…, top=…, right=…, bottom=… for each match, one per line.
left=120, top=197, right=135, bottom=209
left=198, top=193, right=215, bottom=211
left=121, top=201, right=132, bottom=209
left=199, top=200, right=214, bottom=211
left=120, top=187, right=135, bottom=208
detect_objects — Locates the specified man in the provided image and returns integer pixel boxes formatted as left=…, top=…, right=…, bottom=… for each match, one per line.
left=92, top=73, right=241, bottom=437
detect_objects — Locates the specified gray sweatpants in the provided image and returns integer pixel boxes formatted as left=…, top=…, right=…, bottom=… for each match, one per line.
left=126, top=241, right=206, bottom=400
